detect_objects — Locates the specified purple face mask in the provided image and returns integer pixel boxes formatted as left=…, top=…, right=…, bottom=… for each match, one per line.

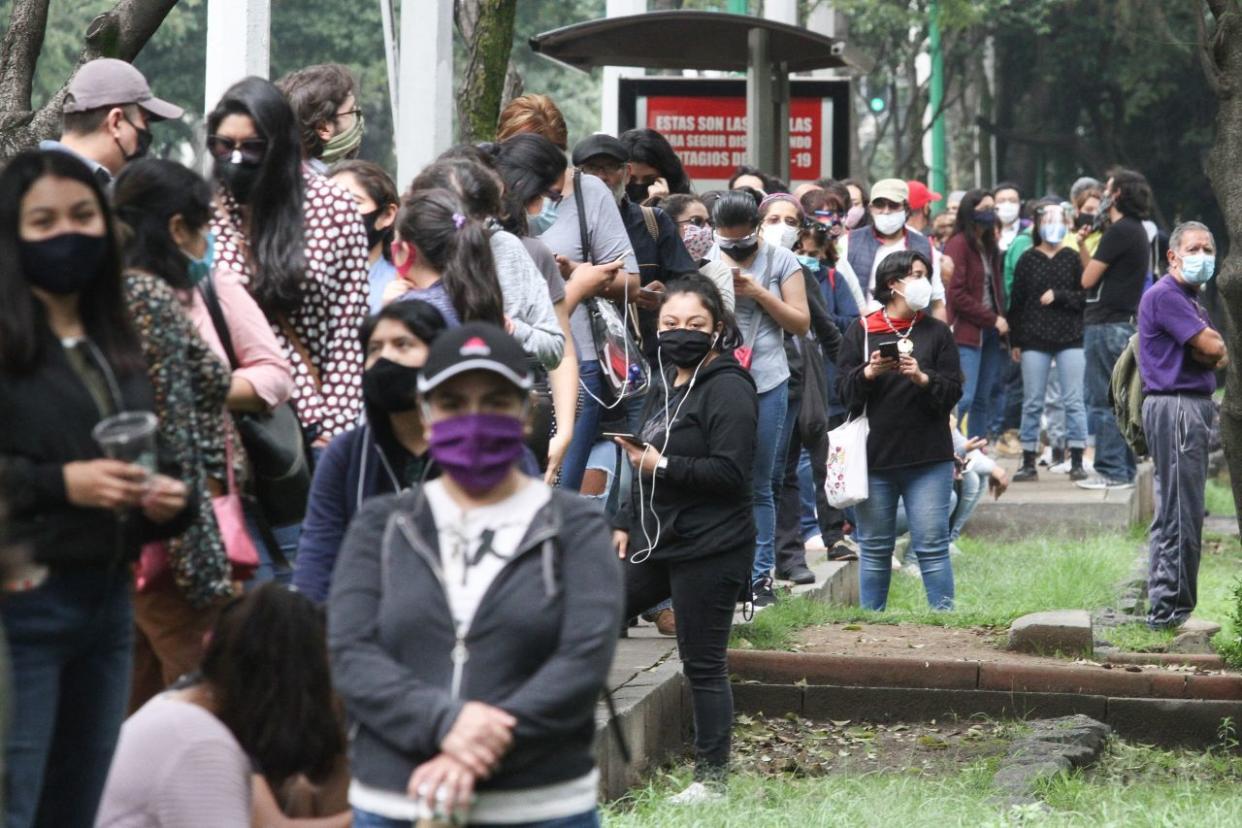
left=428, top=413, right=525, bottom=495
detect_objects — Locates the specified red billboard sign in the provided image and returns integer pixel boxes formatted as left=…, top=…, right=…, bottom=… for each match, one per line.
left=641, top=95, right=830, bottom=181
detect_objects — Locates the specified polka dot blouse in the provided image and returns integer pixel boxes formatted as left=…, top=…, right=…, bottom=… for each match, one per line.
left=211, top=166, right=370, bottom=440
left=1009, top=247, right=1087, bottom=352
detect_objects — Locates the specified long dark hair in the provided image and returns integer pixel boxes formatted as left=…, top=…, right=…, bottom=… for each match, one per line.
left=411, top=157, right=504, bottom=221
left=207, top=77, right=306, bottom=314
left=113, top=159, right=212, bottom=291
left=484, top=134, right=567, bottom=236
left=330, top=159, right=399, bottom=260
left=0, top=150, right=141, bottom=375
left=1107, top=167, right=1153, bottom=220
left=396, top=188, right=505, bottom=325
left=953, top=188, right=998, bottom=256
left=660, top=273, right=742, bottom=351
left=199, top=584, right=341, bottom=791
left=619, top=128, right=693, bottom=195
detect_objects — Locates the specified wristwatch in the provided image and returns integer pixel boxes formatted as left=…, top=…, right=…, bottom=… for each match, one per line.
left=655, top=456, right=669, bottom=478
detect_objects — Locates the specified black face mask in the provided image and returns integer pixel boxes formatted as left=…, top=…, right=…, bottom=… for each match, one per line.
left=119, top=115, right=153, bottom=163
left=625, top=180, right=651, bottom=203
left=19, top=233, right=107, bottom=295
left=363, top=357, right=420, bottom=413
left=215, top=160, right=262, bottom=205
left=658, top=329, right=715, bottom=368
left=360, top=209, right=391, bottom=251
left=720, top=241, right=758, bottom=261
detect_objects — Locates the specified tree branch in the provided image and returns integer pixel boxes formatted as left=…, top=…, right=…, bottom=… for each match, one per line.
left=1197, top=0, right=1226, bottom=98
left=0, top=0, right=50, bottom=112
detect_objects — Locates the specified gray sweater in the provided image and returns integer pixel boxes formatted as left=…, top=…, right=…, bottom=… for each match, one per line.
left=328, top=487, right=622, bottom=794
left=491, top=230, right=565, bottom=369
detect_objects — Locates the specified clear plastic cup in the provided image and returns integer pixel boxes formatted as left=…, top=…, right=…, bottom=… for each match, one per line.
left=92, top=411, right=158, bottom=478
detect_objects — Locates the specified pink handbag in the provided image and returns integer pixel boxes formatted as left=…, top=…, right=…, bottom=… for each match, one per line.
left=136, top=427, right=259, bottom=591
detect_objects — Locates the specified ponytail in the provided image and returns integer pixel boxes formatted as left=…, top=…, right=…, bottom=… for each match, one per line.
left=395, top=187, right=505, bottom=325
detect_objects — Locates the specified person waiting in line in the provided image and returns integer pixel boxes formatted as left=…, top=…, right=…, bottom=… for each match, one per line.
left=664, top=192, right=734, bottom=312
left=904, top=180, right=942, bottom=236
left=208, top=77, right=371, bottom=450
left=833, top=179, right=947, bottom=319
left=1065, top=177, right=1104, bottom=256
left=1008, top=199, right=1088, bottom=482
left=728, top=165, right=775, bottom=197
left=705, top=191, right=810, bottom=607
left=1075, top=169, right=1154, bottom=490
left=618, top=127, right=695, bottom=202
left=837, top=251, right=962, bottom=611
left=385, top=187, right=508, bottom=327
left=0, top=150, right=191, bottom=828
left=277, top=63, right=364, bottom=174
left=945, top=189, right=1007, bottom=440
left=986, top=181, right=1029, bottom=455
left=331, top=323, right=621, bottom=828
left=994, top=181, right=1027, bottom=254
left=97, top=584, right=348, bottom=828
left=612, top=276, right=757, bottom=803
left=294, top=300, right=448, bottom=605
left=1139, top=221, right=1226, bottom=630
left=40, top=58, right=183, bottom=186
left=414, top=151, right=575, bottom=480
left=496, top=93, right=570, bottom=151
left=330, top=160, right=400, bottom=313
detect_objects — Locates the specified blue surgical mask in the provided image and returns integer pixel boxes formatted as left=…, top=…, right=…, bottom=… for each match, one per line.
left=1181, top=253, right=1216, bottom=285
left=184, top=232, right=215, bottom=286
left=528, top=197, right=559, bottom=236
left=1040, top=222, right=1067, bottom=245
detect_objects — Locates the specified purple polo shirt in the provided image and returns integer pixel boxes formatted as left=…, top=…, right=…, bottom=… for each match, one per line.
left=1137, top=273, right=1216, bottom=395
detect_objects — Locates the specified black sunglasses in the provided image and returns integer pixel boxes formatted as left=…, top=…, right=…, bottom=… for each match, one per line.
left=677, top=216, right=709, bottom=227
left=543, top=189, right=565, bottom=206
left=207, top=135, right=268, bottom=165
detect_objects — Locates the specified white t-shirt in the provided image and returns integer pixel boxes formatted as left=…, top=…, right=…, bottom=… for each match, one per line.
left=835, top=230, right=946, bottom=314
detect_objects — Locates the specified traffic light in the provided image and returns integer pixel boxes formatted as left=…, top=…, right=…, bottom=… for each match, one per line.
left=869, top=96, right=886, bottom=114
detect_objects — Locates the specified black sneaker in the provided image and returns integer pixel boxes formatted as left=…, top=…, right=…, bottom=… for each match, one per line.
left=776, top=563, right=815, bottom=585
left=752, top=576, right=777, bottom=608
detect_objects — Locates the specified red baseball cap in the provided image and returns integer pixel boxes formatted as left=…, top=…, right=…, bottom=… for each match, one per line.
left=907, top=180, right=943, bottom=211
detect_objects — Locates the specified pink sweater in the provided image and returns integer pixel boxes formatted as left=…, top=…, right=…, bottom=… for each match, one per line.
left=183, top=269, right=293, bottom=408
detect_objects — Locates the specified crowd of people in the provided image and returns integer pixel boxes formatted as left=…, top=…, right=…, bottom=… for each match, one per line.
left=0, top=54, right=1225, bottom=826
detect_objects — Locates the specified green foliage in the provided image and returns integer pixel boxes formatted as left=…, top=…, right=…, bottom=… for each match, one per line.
left=1214, top=576, right=1242, bottom=668
left=1207, top=479, right=1237, bottom=518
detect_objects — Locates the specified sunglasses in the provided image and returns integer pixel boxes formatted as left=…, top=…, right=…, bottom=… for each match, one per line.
left=543, top=189, right=565, bottom=206
left=677, top=216, right=709, bottom=227
left=207, top=135, right=268, bottom=165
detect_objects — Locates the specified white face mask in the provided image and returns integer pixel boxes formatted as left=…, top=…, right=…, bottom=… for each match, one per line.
left=762, top=222, right=798, bottom=250
left=897, top=277, right=933, bottom=312
left=996, top=202, right=1020, bottom=226
left=873, top=210, right=907, bottom=236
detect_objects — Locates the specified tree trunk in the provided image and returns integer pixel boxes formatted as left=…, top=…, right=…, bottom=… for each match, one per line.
left=0, top=0, right=179, bottom=161
left=455, top=0, right=517, bottom=144
left=1202, top=1, right=1242, bottom=532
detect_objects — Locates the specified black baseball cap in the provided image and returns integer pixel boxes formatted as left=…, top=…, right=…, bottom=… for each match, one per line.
left=418, top=322, right=533, bottom=394
left=571, top=133, right=629, bottom=166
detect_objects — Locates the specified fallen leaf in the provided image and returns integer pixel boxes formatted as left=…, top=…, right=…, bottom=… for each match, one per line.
left=843, top=624, right=863, bottom=632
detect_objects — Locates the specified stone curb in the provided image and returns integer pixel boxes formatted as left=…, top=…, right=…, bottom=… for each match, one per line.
left=1100, top=652, right=1226, bottom=669
left=727, top=649, right=1242, bottom=701
left=991, top=715, right=1112, bottom=804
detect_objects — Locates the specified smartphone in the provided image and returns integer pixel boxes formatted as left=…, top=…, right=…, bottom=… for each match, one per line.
left=731, top=266, right=742, bottom=279
left=638, top=286, right=663, bottom=298
left=603, top=432, right=646, bottom=447
left=878, top=342, right=900, bottom=360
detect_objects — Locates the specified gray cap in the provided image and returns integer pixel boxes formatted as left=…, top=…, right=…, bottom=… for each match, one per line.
left=63, top=59, right=183, bottom=121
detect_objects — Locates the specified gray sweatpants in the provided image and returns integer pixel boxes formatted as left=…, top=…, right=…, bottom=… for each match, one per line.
left=1142, top=393, right=1214, bottom=628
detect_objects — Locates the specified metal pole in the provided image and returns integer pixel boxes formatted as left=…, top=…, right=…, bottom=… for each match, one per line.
left=397, top=0, right=452, bottom=187
left=380, top=0, right=398, bottom=136
left=929, top=0, right=948, bottom=211
left=204, top=0, right=270, bottom=115
left=775, top=61, right=790, bottom=183
left=746, top=27, right=774, bottom=174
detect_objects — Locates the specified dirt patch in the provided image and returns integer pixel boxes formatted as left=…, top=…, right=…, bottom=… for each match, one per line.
left=733, top=713, right=1016, bottom=778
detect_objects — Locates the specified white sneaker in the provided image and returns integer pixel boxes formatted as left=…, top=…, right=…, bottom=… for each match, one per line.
left=1075, top=475, right=1134, bottom=491
left=669, top=781, right=725, bottom=804
left=1049, top=460, right=1072, bottom=474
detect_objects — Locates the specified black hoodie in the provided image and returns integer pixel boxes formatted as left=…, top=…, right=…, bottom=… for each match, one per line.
left=614, top=351, right=758, bottom=562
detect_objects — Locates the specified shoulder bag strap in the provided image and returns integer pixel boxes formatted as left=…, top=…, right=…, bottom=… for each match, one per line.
left=278, top=314, right=324, bottom=394
left=573, top=169, right=592, bottom=265
left=198, top=275, right=240, bottom=370
left=640, top=205, right=659, bottom=243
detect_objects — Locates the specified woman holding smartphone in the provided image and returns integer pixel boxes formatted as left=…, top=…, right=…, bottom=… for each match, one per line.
left=837, top=250, right=962, bottom=612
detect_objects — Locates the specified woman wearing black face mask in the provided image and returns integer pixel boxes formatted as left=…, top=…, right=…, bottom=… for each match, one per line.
left=611, top=275, right=757, bottom=800
left=207, top=77, right=371, bottom=452
left=330, top=159, right=399, bottom=314
left=0, top=150, right=192, bottom=828
left=293, top=300, right=448, bottom=604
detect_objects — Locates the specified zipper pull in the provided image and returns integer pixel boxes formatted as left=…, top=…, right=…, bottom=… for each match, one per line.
left=452, top=636, right=469, bottom=667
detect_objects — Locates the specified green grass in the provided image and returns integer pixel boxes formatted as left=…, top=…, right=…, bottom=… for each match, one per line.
left=733, top=533, right=1139, bottom=650
left=1206, top=479, right=1237, bottom=518
left=606, top=740, right=1242, bottom=827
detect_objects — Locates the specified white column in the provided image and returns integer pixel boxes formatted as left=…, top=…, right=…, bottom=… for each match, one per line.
left=601, top=0, right=646, bottom=136
left=204, top=0, right=270, bottom=114
left=762, top=0, right=797, bottom=25
left=397, top=0, right=453, bottom=187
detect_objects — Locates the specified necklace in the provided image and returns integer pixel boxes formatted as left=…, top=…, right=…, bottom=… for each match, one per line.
left=882, top=308, right=916, bottom=355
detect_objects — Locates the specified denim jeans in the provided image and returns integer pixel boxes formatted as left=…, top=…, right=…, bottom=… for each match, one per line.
left=1084, top=323, right=1137, bottom=482
left=246, top=512, right=299, bottom=587
left=950, top=471, right=986, bottom=543
left=559, top=360, right=605, bottom=492
left=751, top=381, right=790, bottom=581
left=3, top=565, right=133, bottom=828
left=854, top=461, right=955, bottom=610
left=1020, top=348, right=1087, bottom=452
left=352, top=808, right=601, bottom=828
left=957, top=328, right=1007, bottom=439
left=989, top=359, right=1024, bottom=435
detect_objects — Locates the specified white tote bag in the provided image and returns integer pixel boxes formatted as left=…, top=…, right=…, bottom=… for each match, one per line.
left=824, top=325, right=871, bottom=508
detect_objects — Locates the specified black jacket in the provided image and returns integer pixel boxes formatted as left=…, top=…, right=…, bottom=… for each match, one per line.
left=837, top=314, right=963, bottom=472
left=0, top=330, right=191, bottom=567
left=614, top=353, right=758, bottom=561
left=329, top=486, right=622, bottom=794
left=786, top=263, right=843, bottom=403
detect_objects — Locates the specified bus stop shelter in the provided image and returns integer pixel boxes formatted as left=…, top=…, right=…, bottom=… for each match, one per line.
left=529, top=10, right=871, bottom=182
